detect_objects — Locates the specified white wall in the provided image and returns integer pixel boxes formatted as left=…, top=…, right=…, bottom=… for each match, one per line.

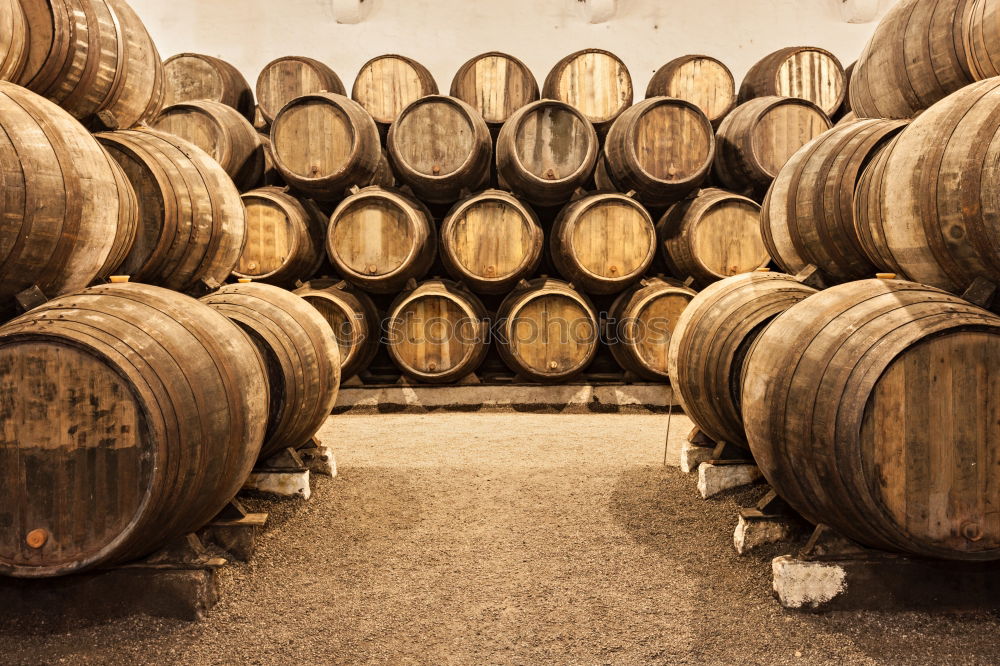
left=130, top=0, right=891, bottom=98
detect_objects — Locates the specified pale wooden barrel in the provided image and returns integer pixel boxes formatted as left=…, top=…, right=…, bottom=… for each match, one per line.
left=496, top=278, right=599, bottom=383
left=450, top=51, right=539, bottom=128
left=658, top=188, right=768, bottom=288
left=385, top=279, right=489, bottom=384
left=850, top=0, right=973, bottom=119
left=0, top=282, right=267, bottom=577
left=256, top=56, right=345, bottom=125
left=854, top=78, right=1000, bottom=294
left=203, top=283, right=340, bottom=459
left=645, top=55, right=735, bottom=127
left=602, top=97, right=715, bottom=207
left=151, top=100, right=265, bottom=191
left=17, top=0, right=164, bottom=128
left=0, top=0, right=27, bottom=82
left=270, top=92, right=384, bottom=201
left=607, top=277, right=697, bottom=381
left=326, top=187, right=436, bottom=294
left=163, top=53, right=255, bottom=122
left=668, top=271, right=816, bottom=447
left=551, top=193, right=656, bottom=295
left=761, top=118, right=907, bottom=284
left=714, top=96, right=831, bottom=199
left=235, top=187, right=326, bottom=287
left=295, top=279, right=380, bottom=381
left=0, top=82, right=138, bottom=314
left=743, top=278, right=1000, bottom=560
left=96, top=129, right=246, bottom=292
left=386, top=95, right=492, bottom=204
left=739, top=46, right=847, bottom=118
left=542, top=48, right=633, bottom=134
left=439, top=189, right=544, bottom=295
left=496, top=99, right=599, bottom=207
left=351, top=54, right=438, bottom=128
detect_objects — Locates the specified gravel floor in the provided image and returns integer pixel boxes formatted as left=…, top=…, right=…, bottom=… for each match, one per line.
left=2, top=413, right=1000, bottom=665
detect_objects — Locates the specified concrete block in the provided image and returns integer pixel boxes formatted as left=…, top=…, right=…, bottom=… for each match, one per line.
left=697, top=462, right=762, bottom=498
left=772, top=555, right=847, bottom=610
left=243, top=471, right=311, bottom=500
left=298, top=445, right=337, bottom=477
left=680, top=440, right=714, bottom=473
left=733, top=513, right=803, bottom=555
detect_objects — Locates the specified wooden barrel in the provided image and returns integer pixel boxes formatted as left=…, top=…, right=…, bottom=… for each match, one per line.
left=151, top=100, right=265, bottom=191
left=495, top=99, right=599, bottom=207
left=666, top=271, right=817, bottom=447
left=542, top=49, right=633, bottom=133
left=761, top=118, right=907, bottom=284
left=163, top=53, right=255, bottom=122
left=854, top=78, right=1000, bottom=294
left=96, top=129, right=246, bottom=292
left=450, top=51, right=539, bottom=129
left=714, top=96, right=831, bottom=199
left=607, top=277, right=697, bottom=381
left=850, top=0, right=973, bottom=119
left=439, top=189, right=544, bottom=295
left=0, top=82, right=138, bottom=314
left=738, top=47, right=847, bottom=118
left=294, top=279, right=380, bottom=381
left=551, top=193, right=656, bottom=295
left=235, top=187, right=326, bottom=287
left=645, top=55, right=735, bottom=127
left=202, top=283, right=339, bottom=459
left=601, top=97, right=715, bottom=207
left=351, top=54, right=438, bottom=128
left=0, top=282, right=267, bottom=577
left=0, top=0, right=27, bottom=82
left=256, top=56, right=345, bottom=126
left=496, top=278, right=599, bottom=383
left=385, top=279, right=489, bottom=384
left=386, top=95, right=492, bottom=204
left=270, top=92, right=383, bottom=201
left=658, top=188, right=768, bottom=288
left=967, top=0, right=1000, bottom=78
left=326, top=186, right=436, bottom=294
left=17, top=0, right=164, bottom=129
left=742, top=278, right=1000, bottom=560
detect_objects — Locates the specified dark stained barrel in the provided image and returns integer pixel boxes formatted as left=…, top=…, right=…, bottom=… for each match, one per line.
left=439, top=189, right=544, bottom=295
left=96, top=129, right=247, bottom=292
left=542, top=48, right=633, bottom=134
left=761, top=118, right=907, bottom=284
left=295, top=279, right=380, bottom=382
left=387, top=95, right=492, bottom=204
left=667, top=271, right=817, bottom=447
left=551, top=192, right=656, bottom=295
left=496, top=99, right=599, bottom=207
left=658, top=188, right=768, bottom=289
left=270, top=92, right=385, bottom=201
left=352, top=54, right=438, bottom=128
left=326, top=186, right=436, bottom=294
left=450, top=51, right=539, bottom=129
left=743, top=278, right=1000, bottom=560
left=17, top=0, right=164, bottom=128
left=151, top=100, right=265, bottom=191
left=385, top=279, right=489, bottom=384
left=202, top=283, right=340, bottom=459
left=714, top=96, right=831, bottom=199
left=163, top=53, right=255, bottom=122
left=496, top=278, right=599, bottom=383
left=0, top=282, right=268, bottom=577
left=608, top=277, right=697, bottom=381
left=256, top=56, right=345, bottom=126
left=0, top=82, right=138, bottom=314
left=739, top=46, right=847, bottom=118
left=854, top=78, right=1000, bottom=294
left=646, top=55, right=735, bottom=127
left=601, top=97, right=715, bottom=207
left=235, top=187, right=326, bottom=287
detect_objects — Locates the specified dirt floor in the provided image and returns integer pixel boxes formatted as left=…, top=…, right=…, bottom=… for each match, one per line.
left=2, top=413, right=1000, bottom=665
